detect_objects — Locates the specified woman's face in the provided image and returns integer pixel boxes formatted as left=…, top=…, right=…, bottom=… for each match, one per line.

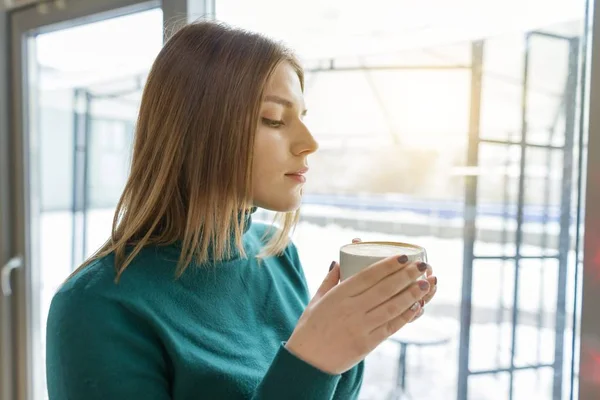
left=251, top=62, right=318, bottom=212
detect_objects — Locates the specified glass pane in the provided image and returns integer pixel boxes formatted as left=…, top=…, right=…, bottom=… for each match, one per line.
left=27, top=8, right=163, bottom=399
left=218, top=1, right=589, bottom=399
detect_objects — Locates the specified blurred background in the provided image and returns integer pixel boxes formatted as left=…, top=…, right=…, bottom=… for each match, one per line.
left=1, top=0, right=600, bottom=399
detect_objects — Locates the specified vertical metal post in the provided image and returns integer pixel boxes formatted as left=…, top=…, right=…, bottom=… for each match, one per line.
left=0, top=6, right=14, bottom=400
left=539, top=119, right=559, bottom=382
left=72, top=89, right=83, bottom=268
left=457, top=40, right=484, bottom=400
left=497, top=133, right=513, bottom=368
left=71, top=89, right=91, bottom=268
left=71, top=89, right=80, bottom=269
left=570, top=3, right=591, bottom=400
left=553, top=37, right=579, bottom=400
left=83, top=91, right=92, bottom=259
left=579, top=0, right=600, bottom=394
left=508, top=32, right=531, bottom=400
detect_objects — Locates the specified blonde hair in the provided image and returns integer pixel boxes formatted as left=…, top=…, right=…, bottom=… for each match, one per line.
left=70, top=21, right=303, bottom=281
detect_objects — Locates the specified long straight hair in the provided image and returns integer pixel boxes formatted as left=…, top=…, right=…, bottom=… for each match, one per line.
left=70, top=21, right=303, bottom=281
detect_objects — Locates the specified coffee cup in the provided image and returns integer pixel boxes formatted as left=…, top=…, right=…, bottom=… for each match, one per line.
left=339, top=241, right=427, bottom=281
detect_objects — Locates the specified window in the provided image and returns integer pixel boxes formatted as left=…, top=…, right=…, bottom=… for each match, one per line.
left=218, top=1, right=589, bottom=398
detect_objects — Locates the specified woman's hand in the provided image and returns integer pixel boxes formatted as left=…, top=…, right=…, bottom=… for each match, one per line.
left=352, top=238, right=437, bottom=322
left=285, top=242, right=433, bottom=375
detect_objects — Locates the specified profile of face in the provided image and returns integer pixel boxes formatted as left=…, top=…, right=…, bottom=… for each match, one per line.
left=251, top=62, right=319, bottom=212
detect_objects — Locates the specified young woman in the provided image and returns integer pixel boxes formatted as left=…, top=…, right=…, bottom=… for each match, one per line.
left=46, top=21, right=438, bottom=400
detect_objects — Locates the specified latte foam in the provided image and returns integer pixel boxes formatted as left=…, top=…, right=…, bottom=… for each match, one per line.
left=342, top=243, right=421, bottom=257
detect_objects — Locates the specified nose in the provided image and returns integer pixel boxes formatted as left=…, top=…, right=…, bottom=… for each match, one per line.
left=291, top=121, right=319, bottom=156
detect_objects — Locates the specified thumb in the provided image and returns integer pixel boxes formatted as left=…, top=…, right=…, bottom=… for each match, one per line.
left=310, top=261, right=340, bottom=304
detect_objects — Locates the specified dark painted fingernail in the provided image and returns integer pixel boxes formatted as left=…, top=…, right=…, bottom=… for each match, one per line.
left=417, top=262, right=428, bottom=272
left=418, top=280, right=430, bottom=291
left=419, top=299, right=425, bottom=307
left=397, top=255, right=409, bottom=264
left=434, top=276, right=438, bottom=286
left=329, top=261, right=335, bottom=271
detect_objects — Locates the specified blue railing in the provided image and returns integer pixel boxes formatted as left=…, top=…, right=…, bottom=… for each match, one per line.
left=301, top=193, right=561, bottom=224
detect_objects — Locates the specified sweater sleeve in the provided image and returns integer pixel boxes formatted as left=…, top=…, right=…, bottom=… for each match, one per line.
left=251, top=344, right=341, bottom=399
left=46, top=289, right=172, bottom=400
left=333, top=361, right=365, bottom=400
left=277, top=241, right=365, bottom=400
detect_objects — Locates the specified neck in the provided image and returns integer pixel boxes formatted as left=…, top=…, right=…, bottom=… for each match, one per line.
left=167, top=207, right=258, bottom=262
left=210, top=206, right=258, bottom=260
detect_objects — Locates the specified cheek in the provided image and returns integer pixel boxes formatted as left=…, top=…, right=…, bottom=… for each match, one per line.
left=253, top=129, right=286, bottom=174
left=252, top=139, right=271, bottom=179
left=252, top=131, right=277, bottom=192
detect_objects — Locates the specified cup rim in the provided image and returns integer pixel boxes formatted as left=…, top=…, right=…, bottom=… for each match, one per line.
left=340, top=241, right=426, bottom=253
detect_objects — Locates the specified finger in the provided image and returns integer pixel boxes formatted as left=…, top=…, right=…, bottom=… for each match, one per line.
left=310, top=262, right=340, bottom=304
left=364, top=279, right=430, bottom=330
left=421, top=277, right=437, bottom=305
left=425, top=264, right=433, bottom=277
left=410, top=307, right=425, bottom=322
left=352, top=238, right=362, bottom=243
left=344, top=254, right=427, bottom=296
left=353, top=261, right=430, bottom=309
left=369, top=296, right=422, bottom=341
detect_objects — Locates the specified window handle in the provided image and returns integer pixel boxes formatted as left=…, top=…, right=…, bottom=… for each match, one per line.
left=1, top=256, right=23, bottom=296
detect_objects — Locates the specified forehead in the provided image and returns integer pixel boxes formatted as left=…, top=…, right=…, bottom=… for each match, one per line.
left=264, top=62, right=304, bottom=100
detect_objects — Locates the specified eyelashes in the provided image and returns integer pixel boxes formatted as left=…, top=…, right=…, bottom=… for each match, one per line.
left=261, top=118, right=285, bottom=128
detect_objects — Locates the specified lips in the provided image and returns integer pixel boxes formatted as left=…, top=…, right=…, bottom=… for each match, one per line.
left=285, top=167, right=308, bottom=183
left=286, top=167, right=308, bottom=176
left=285, top=167, right=309, bottom=176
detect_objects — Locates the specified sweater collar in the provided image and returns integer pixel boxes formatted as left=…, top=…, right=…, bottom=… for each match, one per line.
left=240, top=206, right=257, bottom=234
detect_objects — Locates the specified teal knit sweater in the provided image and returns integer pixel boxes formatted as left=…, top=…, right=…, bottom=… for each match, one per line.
left=46, top=217, right=364, bottom=399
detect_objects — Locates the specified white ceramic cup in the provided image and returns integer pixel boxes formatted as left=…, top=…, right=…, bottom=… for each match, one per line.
left=339, top=241, right=427, bottom=281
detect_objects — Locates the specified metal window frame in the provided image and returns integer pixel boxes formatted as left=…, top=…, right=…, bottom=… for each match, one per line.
left=458, top=32, right=582, bottom=400
left=579, top=0, right=600, bottom=397
left=2, top=2, right=213, bottom=400
left=1, top=6, right=15, bottom=400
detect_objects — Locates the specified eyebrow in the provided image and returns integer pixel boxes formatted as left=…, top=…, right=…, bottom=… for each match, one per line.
left=264, top=95, right=308, bottom=116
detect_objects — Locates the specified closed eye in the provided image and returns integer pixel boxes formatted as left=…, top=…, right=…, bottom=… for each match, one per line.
left=262, top=118, right=285, bottom=128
